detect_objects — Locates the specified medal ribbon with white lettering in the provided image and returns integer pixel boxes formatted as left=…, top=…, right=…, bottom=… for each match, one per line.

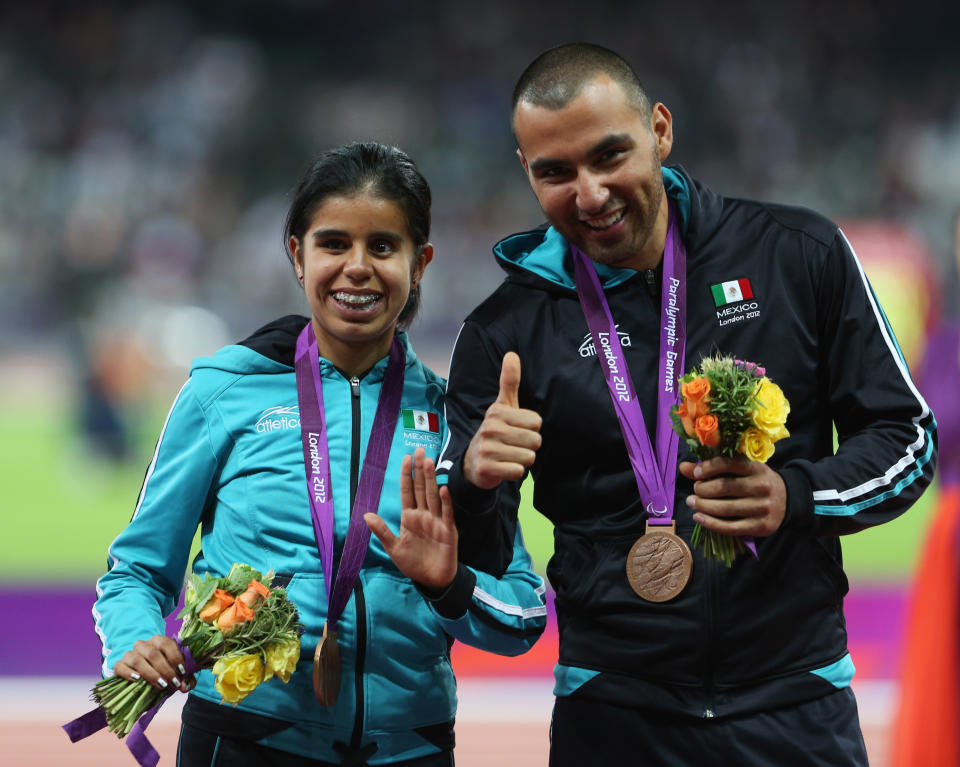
left=294, top=322, right=405, bottom=628
left=572, top=199, right=686, bottom=526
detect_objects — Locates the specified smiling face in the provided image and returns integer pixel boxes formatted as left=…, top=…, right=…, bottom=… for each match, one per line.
left=290, top=190, right=432, bottom=376
left=514, top=75, right=673, bottom=272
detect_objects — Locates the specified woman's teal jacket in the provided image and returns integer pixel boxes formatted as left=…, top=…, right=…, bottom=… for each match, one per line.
left=93, top=316, right=546, bottom=763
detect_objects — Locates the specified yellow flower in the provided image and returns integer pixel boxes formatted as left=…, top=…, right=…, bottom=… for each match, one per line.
left=752, top=378, right=791, bottom=441
left=739, top=427, right=776, bottom=463
left=263, top=639, right=301, bottom=684
left=213, top=654, right=264, bottom=705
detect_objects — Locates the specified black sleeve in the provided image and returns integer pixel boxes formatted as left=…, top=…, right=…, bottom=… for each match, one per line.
left=779, top=229, right=937, bottom=536
left=437, top=319, right=524, bottom=577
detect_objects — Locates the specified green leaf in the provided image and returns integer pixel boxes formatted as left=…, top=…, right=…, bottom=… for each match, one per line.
left=180, top=572, right=218, bottom=619
left=669, top=408, right=687, bottom=439
left=222, top=563, right=263, bottom=594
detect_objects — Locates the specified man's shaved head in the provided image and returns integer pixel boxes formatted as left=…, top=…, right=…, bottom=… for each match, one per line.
left=512, top=43, right=651, bottom=128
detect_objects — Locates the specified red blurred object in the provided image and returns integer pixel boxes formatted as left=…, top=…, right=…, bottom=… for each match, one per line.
left=891, top=487, right=960, bottom=767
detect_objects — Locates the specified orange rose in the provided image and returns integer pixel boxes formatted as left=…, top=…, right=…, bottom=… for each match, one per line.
left=199, top=589, right=235, bottom=623
left=695, top=414, right=721, bottom=447
left=237, top=579, right=271, bottom=609
left=217, top=598, right=256, bottom=632
left=675, top=400, right=696, bottom=437
left=681, top=377, right=711, bottom=419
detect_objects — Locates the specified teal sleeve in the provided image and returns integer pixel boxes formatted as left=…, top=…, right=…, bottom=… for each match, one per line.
left=419, top=525, right=546, bottom=657
left=92, top=380, right=221, bottom=675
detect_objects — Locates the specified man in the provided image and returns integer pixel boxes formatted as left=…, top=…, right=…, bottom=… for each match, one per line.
left=437, top=43, right=937, bottom=766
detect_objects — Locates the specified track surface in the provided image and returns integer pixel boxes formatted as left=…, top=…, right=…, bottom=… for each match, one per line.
left=2, top=677, right=890, bottom=766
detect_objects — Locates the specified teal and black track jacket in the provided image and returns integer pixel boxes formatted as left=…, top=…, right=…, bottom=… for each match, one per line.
left=93, top=315, right=546, bottom=763
left=439, top=166, right=937, bottom=719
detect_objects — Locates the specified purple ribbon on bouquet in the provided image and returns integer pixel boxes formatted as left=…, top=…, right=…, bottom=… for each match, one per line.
left=62, top=644, right=201, bottom=767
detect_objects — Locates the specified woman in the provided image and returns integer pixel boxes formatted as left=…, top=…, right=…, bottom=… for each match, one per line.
left=93, top=143, right=546, bottom=766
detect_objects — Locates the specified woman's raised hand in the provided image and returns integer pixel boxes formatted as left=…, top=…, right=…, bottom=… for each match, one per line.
left=365, top=447, right=458, bottom=593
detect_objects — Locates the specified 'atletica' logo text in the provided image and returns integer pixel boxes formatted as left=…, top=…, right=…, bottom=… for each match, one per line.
left=256, top=406, right=300, bottom=433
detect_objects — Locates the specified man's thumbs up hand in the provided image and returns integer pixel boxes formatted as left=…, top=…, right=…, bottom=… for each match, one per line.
left=463, top=352, right=543, bottom=490
left=495, top=350, right=522, bottom=408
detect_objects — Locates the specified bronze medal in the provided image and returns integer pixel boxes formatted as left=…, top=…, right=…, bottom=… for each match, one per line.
left=313, top=622, right=341, bottom=706
left=626, top=522, right=693, bottom=603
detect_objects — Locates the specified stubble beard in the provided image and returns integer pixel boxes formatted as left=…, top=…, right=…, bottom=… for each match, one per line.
left=568, top=160, right=665, bottom=269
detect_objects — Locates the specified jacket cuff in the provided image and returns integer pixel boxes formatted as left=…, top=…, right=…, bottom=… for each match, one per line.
left=416, top=563, right=477, bottom=620
left=446, top=455, right=500, bottom=516
left=778, top=465, right=815, bottom=534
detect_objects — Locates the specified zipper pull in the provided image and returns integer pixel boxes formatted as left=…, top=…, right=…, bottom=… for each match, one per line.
left=350, top=376, right=361, bottom=399
left=644, top=268, right=657, bottom=297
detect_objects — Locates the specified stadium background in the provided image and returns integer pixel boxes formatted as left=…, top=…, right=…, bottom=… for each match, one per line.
left=2, top=1, right=958, bottom=764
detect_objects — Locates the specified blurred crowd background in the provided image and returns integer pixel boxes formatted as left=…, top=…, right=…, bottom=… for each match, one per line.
left=2, top=7, right=958, bottom=764
left=1, top=0, right=958, bottom=578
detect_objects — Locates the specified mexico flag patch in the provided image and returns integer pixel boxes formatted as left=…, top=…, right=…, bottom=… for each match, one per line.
left=402, top=409, right=439, bottom=433
left=711, top=278, right=754, bottom=306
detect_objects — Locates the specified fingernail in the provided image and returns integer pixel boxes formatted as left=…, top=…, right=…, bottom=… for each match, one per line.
left=177, top=664, right=186, bottom=676
left=686, top=495, right=696, bottom=509
left=130, top=672, right=141, bottom=681
left=693, top=465, right=702, bottom=478
left=171, top=676, right=181, bottom=687
left=693, top=513, right=704, bottom=524
left=157, top=678, right=168, bottom=689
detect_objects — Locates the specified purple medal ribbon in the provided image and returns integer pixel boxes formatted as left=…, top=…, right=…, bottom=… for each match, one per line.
left=62, top=644, right=201, bottom=767
left=573, top=199, right=686, bottom=526
left=294, top=322, right=405, bottom=630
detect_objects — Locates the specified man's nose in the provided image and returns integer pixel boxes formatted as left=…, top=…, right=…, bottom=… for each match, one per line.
left=575, top=172, right=609, bottom=213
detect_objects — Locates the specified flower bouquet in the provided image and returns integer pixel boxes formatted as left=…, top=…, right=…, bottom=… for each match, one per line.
left=671, top=356, right=790, bottom=565
left=64, top=563, right=302, bottom=765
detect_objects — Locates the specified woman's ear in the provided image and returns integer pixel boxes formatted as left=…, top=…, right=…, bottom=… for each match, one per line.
left=290, top=236, right=304, bottom=282
left=412, top=243, right=434, bottom=285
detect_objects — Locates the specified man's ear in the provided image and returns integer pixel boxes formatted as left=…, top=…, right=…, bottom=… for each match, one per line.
left=517, top=147, right=529, bottom=175
left=651, top=102, right=674, bottom=162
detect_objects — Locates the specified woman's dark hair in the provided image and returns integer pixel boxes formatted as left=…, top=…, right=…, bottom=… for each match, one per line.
left=284, top=142, right=432, bottom=330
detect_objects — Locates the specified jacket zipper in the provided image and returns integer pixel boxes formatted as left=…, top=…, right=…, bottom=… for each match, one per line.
left=702, top=560, right=717, bottom=718
left=644, top=268, right=657, bottom=297
left=347, top=376, right=368, bottom=748
left=646, top=264, right=717, bottom=716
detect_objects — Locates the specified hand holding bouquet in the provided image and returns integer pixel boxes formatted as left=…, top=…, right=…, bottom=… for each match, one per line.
left=671, top=356, right=790, bottom=564
left=64, top=563, right=303, bottom=766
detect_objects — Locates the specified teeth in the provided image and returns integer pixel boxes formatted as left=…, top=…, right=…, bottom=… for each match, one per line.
left=584, top=210, right=625, bottom=230
left=333, top=292, right=380, bottom=307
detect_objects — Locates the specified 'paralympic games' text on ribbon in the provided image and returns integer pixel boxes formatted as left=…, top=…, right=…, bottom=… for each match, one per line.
left=572, top=199, right=686, bottom=526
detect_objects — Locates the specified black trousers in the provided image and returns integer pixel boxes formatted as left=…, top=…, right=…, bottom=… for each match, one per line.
left=178, top=696, right=454, bottom=767
left=549, top=688, right=869, bottom=767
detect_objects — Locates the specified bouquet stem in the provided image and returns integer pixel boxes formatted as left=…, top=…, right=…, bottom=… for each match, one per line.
left=65, top=564, right=303, bottom=766
left=691, top=524, right=748, bottom=567
left=93, top=675, right=166, bottom=736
